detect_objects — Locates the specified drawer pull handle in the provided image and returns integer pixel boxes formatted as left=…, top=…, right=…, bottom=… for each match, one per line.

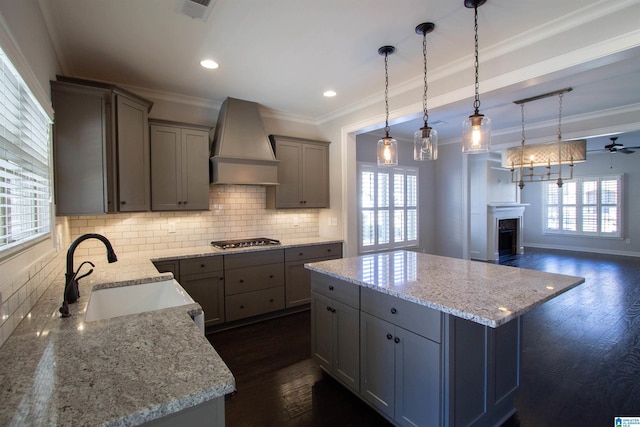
left=328, top=285, right=334, bottom=291
left=240, top=305, right=244, bottom=309
left=390, top=307, right=397, bottom=314
left=269, top=275, right=274, bottom=279
left=200, top=264, right=205, bottom=268
left=269, top=298, right=274, bottom=303
left=121, top=201, right=126, bottom=205
left=326, top=306, right=332, bottom=311
left=219, top=277, right=224, bottom=281
left=299, top=252, right=304, bottom=256
left=239, top=279, right=244, bottom=283
left=394, top=337, right=400, bottom=344
left=331, top=308, right=336, bottom=313
left=386, top=333, right=393, bottom=340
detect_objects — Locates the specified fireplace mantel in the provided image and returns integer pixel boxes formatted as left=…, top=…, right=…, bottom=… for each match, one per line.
left=487, top=204, right=528, bottom=261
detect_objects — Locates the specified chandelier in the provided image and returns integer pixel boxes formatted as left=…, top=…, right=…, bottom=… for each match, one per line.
left=502, top=87, right=587, bottom=189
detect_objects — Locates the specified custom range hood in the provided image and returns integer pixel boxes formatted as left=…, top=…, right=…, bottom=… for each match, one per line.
left=210, top=97, right=279, bottom=185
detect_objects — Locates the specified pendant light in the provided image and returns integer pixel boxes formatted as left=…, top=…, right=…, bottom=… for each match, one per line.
left=377, top=46, right=398, bottom=166
left=414, top=22, right=438, bottom=161
left=462, top=0, right=491, bottom=154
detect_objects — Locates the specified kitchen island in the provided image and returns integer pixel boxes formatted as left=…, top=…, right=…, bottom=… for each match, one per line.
left=305, top=250, right=585, bottom=427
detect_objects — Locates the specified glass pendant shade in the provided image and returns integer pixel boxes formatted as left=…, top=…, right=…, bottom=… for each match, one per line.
left=462, top=113, right=491, bottom=153
left=414, top=126, right=438, bottom=161
left=377, top=136, right=398, bottom=166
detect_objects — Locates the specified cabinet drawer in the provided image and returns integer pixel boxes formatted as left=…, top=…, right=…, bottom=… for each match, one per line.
left=310, top=271, right=359, bottom=309
left=180, top=255, right=224, bottom=276
left=285, top=243, right=342, bottom=262
left=226, top=287, right=285, bottom=321
left=224, top=249, right=284, bottom=269
left=225, top=263, right=284, bottom=295
left=361, top=287, right=441, bottom=343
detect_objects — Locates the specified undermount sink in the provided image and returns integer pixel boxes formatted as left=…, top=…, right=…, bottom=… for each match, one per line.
left=84, top=279, right=203, bottom=332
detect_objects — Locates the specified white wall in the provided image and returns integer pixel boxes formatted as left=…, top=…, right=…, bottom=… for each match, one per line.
left=521, top=151, right=640, bottom=256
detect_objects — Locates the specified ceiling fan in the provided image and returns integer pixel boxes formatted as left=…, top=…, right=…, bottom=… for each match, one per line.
left=590, top=137, right=640, bottom=154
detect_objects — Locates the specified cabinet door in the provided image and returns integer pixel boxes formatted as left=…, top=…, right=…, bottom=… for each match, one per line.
left=150, top=125, right=181, bottom=210
left=182, top=128, right=210, bottom=210
left=285, top=245, right=343, bottom=308
left=52, top=83, right=109, bottom=215
left=116, top=95, right=150, bottom=211
left=274, top=140, right=302, bottom=207
left=301, top=143, right=329, bottom=207
left=360, top=312, right=395, bottom=418
left=180, top=272, right=225, bottom=326
left=285, top=261, right=310, bottom=307
left=311, top=291, right=334, bottom=370
left=395, top=327, right=441, bottom=427
left=333, top=299, right=360, bottom=391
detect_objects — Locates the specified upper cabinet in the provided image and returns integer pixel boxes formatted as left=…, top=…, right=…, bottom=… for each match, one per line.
left=51, top=78, right=153, bottom=215
left=149, top=120, right=211, bottom=211
left=266, top=135, right=330, bottom=209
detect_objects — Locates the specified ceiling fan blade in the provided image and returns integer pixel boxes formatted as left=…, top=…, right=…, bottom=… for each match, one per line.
left=618, top=148, right=635, bottom=154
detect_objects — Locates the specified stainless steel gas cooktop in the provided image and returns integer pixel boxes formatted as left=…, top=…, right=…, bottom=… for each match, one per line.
left=210, top=237, right=281, bottom=250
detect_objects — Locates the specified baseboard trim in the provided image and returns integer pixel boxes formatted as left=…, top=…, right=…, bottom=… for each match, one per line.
left=523, top=243, right=640, bottom=258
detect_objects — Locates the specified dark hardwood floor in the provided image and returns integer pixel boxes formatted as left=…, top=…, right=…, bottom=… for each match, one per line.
left=207, top=248, right=640, bottom=426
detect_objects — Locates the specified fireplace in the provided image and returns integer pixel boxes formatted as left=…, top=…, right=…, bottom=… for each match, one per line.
left=498, top=218, right=518, bottom=257
left=486, top=204, right=527, bottom=262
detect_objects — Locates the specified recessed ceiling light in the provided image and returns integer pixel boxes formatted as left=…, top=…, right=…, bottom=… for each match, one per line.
left=200, top=59, right=219, bottom=69
left=323, top=90, right=337, bottom=97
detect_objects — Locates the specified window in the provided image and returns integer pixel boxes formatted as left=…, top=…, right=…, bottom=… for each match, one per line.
left=544, top=175, right=622, bottom=237
left=0, top=46, right=52, bottom=256
left=358, top=163, right=418, bottom=253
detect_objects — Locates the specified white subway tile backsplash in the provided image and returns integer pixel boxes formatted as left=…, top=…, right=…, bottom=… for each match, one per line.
left=61, top=185, right=320, bottom=255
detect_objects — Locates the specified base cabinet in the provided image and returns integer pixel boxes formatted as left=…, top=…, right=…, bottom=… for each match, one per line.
left=179, top=256, right=225, bottom=326
left=360, top=312, right=440, bottom=427
left=285, top=243, right=342, bottom=307
left=311, top=273, right=360, bottom=392
left=142, top=396, right=224, bottom=426
left=224, top=250, right=285, bottom=322
left=310, top=272, right=521, bottom=427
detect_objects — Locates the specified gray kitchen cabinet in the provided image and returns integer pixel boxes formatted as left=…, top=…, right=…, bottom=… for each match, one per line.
left=51, top=78, right=152, bottom=214
left=266, top=135, right=330, bottom=209
left=179, top=256, right=225, bottom=326
left=310, top=272, right=360, bottom=392
left=360, top=312, right=440, bottom=427
left=284, top=243, right=342, bottom=307
left=150, top=120, right=211, bottom=211
left=360, top=287, right=441, bottom=426
left=223, top=250, right=285, bottom=322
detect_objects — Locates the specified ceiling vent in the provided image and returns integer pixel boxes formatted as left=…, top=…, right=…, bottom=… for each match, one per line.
left=180, top=0, right=216, bottom=21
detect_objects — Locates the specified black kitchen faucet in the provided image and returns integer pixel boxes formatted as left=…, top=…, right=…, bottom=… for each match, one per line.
left=59, top=233, right=118, bottom=317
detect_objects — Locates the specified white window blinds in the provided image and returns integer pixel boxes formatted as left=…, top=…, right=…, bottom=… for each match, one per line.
left=0, top=46, right=52, bottom=255
left=358, top=163, right=418, bottom=253
left=543, top=175, right=622, bottom=237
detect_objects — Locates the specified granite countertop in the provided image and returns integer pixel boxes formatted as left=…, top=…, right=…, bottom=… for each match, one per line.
left=305, top=250, right=585, bottom=328
left=0, top=237, right=341, bottom=426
